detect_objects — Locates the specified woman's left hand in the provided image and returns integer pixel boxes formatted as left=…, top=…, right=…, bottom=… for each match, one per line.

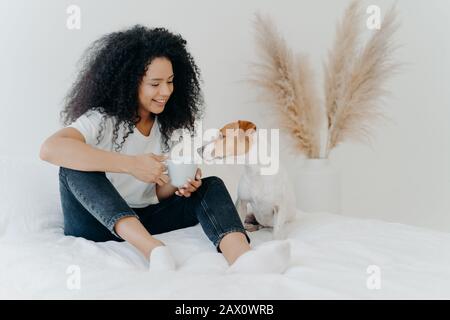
left=175, top=168, right=202, bottom=197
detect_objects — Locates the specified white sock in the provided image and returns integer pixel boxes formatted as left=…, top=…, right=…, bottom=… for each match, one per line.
left=226, top=240, right=291, bottom=274
left=148, top=245, right=176, bottom=271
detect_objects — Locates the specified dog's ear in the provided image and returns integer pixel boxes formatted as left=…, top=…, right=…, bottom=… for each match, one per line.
left=201, top=120, right=258, bottom=159
left=238, top=120, right=257, bottom=132
left=238, top=121, right=257, bottom=155
left=219, top=121, right=239, bottom=136
left=220, top=120, right=256, bottom=137
left=219, top=120, right=257, bottom=137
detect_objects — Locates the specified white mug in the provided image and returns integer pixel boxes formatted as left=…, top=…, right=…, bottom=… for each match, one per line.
left=166, top=158, right=198, bottom=188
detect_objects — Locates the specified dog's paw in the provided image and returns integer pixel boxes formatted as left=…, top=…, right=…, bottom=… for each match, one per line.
left=244, top=223, right=258, bottom=232
left=244, top=213, right=263, bottom=232
left=244, top=223, right=264, bottom=232
left=244, top=213, right=258, bottom=225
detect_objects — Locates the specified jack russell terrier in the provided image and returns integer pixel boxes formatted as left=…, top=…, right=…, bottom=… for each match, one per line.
left=199, top=120, right=297, bottom=240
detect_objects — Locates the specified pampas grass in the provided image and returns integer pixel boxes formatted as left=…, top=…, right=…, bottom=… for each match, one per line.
left=250, top=1, right=399, bottom=158
left=325, top=2, right=400, bottom=156
left=250, top=13, right=322, bottom=158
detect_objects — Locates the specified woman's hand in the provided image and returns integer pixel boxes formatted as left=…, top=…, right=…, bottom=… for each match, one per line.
left=175, top=168, right=202, bottom=197
left=128, top=153, right=169, bottom=186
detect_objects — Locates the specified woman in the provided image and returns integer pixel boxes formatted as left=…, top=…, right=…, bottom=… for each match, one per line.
left=40, top=25, right=290, bottom=273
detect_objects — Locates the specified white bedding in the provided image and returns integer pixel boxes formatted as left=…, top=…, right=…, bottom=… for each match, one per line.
left=1, top=157, right=450, bottom=299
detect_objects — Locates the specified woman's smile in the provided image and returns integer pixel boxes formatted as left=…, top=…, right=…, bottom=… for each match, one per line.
left=152, top=99, right=167, bottom=107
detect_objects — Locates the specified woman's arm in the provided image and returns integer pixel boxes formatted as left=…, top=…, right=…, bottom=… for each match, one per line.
left=40, top=127, right=133, bottom=173
left=156, top=183, right=178, bottom=201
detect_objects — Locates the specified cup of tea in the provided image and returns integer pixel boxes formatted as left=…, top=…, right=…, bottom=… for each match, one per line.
left=166, top=157, right=198, bottom=188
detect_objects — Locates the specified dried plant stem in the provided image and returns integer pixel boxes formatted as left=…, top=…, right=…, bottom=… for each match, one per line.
left=250, top=13, right=322, bottom=158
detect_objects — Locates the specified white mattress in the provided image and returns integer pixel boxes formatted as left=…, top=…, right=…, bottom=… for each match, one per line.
left=1, top=157, right=450, bottom=299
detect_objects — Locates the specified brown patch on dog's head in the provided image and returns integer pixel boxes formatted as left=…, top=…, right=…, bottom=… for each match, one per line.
left=199, top=120, right=257, bottom=160
left=219, top=120, right=257, bottom=136
left=215, top=120, right=257, bottom=158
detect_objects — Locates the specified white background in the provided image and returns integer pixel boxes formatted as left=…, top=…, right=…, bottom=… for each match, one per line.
left=0, top=0, right=449, bottom=232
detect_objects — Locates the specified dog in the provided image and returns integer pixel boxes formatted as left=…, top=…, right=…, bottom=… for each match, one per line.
left=199, top=120, right=297, bottom=240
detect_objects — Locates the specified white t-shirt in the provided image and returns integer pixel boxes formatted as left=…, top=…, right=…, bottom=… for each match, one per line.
left=68, top=110, right=163, bottom=208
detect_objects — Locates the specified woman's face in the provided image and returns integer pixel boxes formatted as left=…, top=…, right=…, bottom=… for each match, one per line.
left=138, top=57, right=174, bottom=117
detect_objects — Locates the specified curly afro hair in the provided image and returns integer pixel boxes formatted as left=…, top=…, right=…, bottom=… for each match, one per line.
left=60, top=25, right=204, bottom=153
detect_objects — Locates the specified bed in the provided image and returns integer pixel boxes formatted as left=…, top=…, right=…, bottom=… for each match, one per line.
left=1, top=156, right=450, bottom=299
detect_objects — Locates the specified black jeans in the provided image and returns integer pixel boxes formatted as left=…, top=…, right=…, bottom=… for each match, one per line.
left=58, top=167, right=250, bottom=252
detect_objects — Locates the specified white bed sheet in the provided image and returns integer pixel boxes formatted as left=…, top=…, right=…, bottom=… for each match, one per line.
left=1, top=210, right=450, bottom=299
left=1, top=156, right=450, bottom=299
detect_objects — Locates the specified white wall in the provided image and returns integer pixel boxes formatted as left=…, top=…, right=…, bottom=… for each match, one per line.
left=1, top=0, right=449, bottom=232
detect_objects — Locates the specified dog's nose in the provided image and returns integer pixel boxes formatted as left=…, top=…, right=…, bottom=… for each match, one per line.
left=198, top=140, right=224, bottom=161
left=197, top=142, right=215, bottom=160
left=197, top=146, right=205, bottom=157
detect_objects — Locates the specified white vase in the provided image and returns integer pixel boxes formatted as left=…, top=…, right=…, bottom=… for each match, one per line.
left=294, top=158, right=341, bottom=214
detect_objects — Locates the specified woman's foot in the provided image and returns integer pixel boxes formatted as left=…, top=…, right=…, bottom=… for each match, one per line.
left=226, top=240, right=291, bottom=274
left=148, top=245, right=176, bottom=271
